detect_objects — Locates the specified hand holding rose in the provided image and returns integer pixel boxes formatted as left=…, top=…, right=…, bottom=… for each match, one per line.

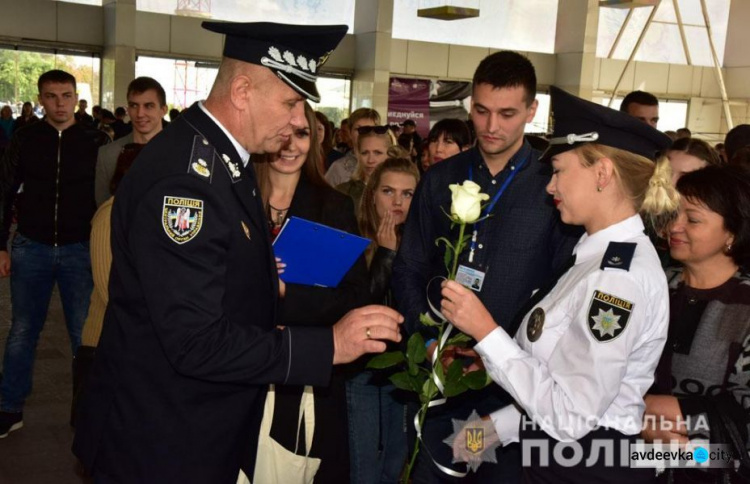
left=441, top=280, right=498, bottom=342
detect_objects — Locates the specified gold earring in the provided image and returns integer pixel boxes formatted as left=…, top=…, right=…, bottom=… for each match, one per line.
left=596, top=186, right=603, bottom=192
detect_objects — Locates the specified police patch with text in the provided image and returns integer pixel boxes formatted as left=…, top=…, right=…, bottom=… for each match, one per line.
left=587, top=290, right=633, bottom=342
left=162, top=196, right=204, bottom=244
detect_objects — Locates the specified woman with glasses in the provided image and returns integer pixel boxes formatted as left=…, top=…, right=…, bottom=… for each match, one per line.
left=335, top=125, right=399, bottom=218
left=253, top=102, right=370, bottom=483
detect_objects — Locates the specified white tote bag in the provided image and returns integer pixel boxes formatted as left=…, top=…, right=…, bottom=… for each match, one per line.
left=237, top=385, right=321, bottom=484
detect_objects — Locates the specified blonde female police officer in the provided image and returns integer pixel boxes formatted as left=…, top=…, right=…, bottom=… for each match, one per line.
left=440, top=86, right=677, bottom=483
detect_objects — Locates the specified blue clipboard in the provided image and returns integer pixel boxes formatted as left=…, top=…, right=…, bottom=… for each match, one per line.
left=272, top=216, right=371, bottom=288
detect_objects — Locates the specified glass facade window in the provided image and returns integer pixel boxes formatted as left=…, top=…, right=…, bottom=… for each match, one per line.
left=135, top=56, right=218, bottom=111
left=598, top=97, right=689, bottom=133
left=527, top=92, right=550, bottom=134
left=136, top=0, right=354, bottom=32
left=55, top=0, right=102, bottom=5
left=597, top=0, right=730, bottom=67
left=0, top=48, right=100, bottom=116
left=309, top=76, right=351, bottom=127
left=393, top=0, right=558, bottom=54
left=135, top=56, right=350, bottom=123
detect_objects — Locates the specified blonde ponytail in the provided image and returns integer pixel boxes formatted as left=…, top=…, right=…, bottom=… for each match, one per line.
left=641, top=155, right=680, bottom=235
left=576, top=144, right=679, bottom=227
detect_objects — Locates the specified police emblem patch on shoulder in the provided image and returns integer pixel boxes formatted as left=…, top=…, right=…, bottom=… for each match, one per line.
left=162, top=196, right=204, bottom=244
left=587, top=290, right=633, bottom=342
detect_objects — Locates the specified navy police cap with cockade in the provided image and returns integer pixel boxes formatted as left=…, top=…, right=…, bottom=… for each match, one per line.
left=202, top=21, right=348, bottom=103
left=541, top=86, right=672, bottom=162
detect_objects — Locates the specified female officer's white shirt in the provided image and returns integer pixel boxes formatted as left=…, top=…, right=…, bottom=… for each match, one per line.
left=479, top=214, right=669, bottom=444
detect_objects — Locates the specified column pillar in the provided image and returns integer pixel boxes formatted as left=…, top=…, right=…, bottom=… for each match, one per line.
left=553, top=0, right=599, bottom=99
left=101, top=0, right=136, bottom=110
left=351, top=0, right=393, bottom=117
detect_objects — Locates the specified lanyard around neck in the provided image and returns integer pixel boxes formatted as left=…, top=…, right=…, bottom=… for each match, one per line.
left=466, top=152, right=531, bottom=263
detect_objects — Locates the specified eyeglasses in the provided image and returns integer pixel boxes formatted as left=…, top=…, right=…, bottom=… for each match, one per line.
left=357, top=125, right=390, bottom=135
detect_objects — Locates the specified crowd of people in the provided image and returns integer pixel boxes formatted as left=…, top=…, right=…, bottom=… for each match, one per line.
left=0, top=18, right=748, bottom=484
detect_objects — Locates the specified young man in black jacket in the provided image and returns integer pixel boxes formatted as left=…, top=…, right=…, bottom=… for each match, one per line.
left=0, top=69, right=99, bottom=438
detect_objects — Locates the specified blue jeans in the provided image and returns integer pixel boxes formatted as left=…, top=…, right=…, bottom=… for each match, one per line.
left=0, top=233, right=92, bottom=412
left=346, top=371, right=409, bottom=484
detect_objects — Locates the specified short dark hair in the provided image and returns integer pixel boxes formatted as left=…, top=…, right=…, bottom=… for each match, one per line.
left=669, top=137, right=721, bottom=166
left=114, top=106, right=127, bottom=117
left=38, top=69, right=76, bottom=93
left=725, top=124, right=750, bottom=162
left=472, top=51, right=536, bottom=106
left=620, top=91, right=659, bottom=113
left=676, top=127, right=692, bottom=138
left=428, top=118, right=472, bottom=150
left=676, top=164, right=750, bottom=269
left=127, top=77, right=167, bottom=107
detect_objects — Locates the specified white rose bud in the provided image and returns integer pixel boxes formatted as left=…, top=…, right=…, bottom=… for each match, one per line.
left=449, top=180, right=490, bottom=224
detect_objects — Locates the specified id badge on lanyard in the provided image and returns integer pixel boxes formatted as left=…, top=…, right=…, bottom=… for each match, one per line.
left=457, top=154, right=530, bottom=292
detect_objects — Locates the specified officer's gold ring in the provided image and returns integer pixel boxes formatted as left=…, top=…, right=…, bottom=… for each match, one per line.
left=366, top=327, right=371, bottom=339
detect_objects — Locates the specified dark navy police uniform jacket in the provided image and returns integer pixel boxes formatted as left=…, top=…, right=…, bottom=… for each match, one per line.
left=73, top=103, right=334, bottom=483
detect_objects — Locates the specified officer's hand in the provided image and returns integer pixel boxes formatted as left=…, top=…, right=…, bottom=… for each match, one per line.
left=0, top=251, right=10, bottom=277
left=332, top=305, right=403, bottom=365
left=441, top=346, right=485, bottom=375
left=441, top=280, right=497, bottom=341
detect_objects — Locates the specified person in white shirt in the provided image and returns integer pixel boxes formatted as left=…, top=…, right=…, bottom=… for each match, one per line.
left=439, top=86, right=679, bottom=483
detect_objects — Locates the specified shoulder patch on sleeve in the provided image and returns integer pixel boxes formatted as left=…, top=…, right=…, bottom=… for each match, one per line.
left=162, top=196, right=204, bottom=244
left=187, top=135, right=214, bottom=182
left=587, top=290, right=633, bottom=342
left=600, top=242, right=637, bottom=271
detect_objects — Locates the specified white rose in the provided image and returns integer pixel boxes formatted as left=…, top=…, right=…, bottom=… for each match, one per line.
left=449, top=180, right=490, bottom=224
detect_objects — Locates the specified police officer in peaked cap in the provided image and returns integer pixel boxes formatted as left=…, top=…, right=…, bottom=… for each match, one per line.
left=73, top=21, right=403, bottom=483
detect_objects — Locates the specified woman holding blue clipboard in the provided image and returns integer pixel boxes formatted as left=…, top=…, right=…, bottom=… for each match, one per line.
left=254, top=102, right=370, bottom=483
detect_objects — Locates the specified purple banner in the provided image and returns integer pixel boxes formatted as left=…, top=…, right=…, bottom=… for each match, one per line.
left=388, top=77, right=472, bottom=138
left=387, top=77, right=431, bottom=138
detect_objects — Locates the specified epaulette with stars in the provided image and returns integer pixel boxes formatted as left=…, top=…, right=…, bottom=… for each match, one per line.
left=187, top=135, right=215, bottom=183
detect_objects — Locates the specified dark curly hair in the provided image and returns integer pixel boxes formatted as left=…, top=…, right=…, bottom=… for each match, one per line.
left=676, top=164, right=750, bottom=269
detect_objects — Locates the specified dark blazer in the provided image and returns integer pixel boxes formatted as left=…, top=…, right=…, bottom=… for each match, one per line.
left=279, top=172, right=371, bottom=324
left=73, top=103, right=334, bottom=484
left=268, top=172, right=370, bottom=483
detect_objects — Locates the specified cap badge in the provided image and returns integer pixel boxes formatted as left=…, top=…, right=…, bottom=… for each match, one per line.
left=263, top=47, right=317, bottom=80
